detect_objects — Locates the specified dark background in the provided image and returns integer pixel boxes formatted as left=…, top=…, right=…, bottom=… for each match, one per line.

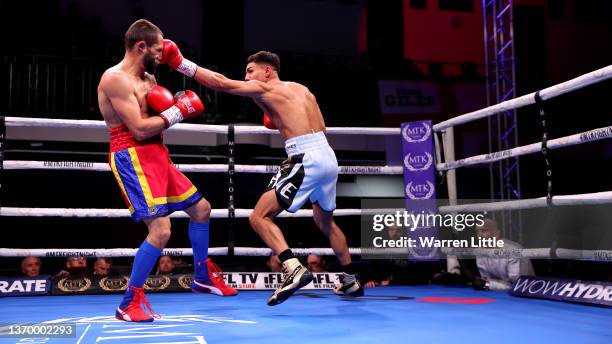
left=1, top=0, right=611, bottom=280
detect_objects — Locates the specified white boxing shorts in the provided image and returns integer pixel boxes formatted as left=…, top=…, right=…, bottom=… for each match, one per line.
left=266, top=131, right=337, bottom=212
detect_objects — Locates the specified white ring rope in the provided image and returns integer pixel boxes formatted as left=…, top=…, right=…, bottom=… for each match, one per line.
left=439, top=191, right=612, bottom=213
left=2, top=160, right=403, bottom=175
left=0, top=247, right=361, bottom=258
left=437, top=125, right=612, bottom=170
left=0, top=247, right=609, bottom=260
left=440, top=248, right=612, bottom=261
left=2, top=188, right=611, bottom=218
left=4, top=117, right=400, bottom=136
left=0, top=207, right=391, bottom=218
left=433, top=65, right=612, bottom=131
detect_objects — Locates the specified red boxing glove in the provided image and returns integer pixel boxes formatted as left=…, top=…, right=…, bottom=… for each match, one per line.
left=159, top=90, right=205, bottom=128
left=161, top=39, right=197, bottom=78
left=146, top=85, right=175, bottom=113
left=263, top=113, right=277, bottom=129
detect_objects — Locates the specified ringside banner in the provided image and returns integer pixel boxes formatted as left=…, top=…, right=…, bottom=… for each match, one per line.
left=0, top=276, right=51, bottom=296
left=510, top=276, right=612, bottom=307
left=47, top=273, right=342, bottom=295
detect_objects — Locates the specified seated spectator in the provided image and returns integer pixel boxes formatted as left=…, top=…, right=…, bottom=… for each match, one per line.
left=155, top=256, right=175, bottom=275
left=473, top=218, right=535, bottom=291
left=307, top=255, right=328, bottom=273
left=21, top=256, right=42, bottom=277
left=93, top=257, right=113, bottom=277
left=266, top=255, right=282, bottom=273
left=55, top=256, right=88, bottom=278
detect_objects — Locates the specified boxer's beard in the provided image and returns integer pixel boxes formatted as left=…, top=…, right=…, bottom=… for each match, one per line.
left=144, top=52, right=157, bottom=74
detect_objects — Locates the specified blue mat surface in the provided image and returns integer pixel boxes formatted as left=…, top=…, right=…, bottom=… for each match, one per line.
left=1, top=285, right=611, bottom=343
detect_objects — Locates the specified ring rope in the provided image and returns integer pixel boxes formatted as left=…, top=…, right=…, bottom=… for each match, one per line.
left=2, top=188, right=611, bottom=218
left=433, top=64, right=612, bottom=131
left=0, top=247, right=609, bottom=260
left=2, top=160, right=403, bottom=175
left=0, top=207, right=389, bottom=218
left=0, top=247, right=359, bottom=257
left=439, top=190, right=612, bottom=213
left=436, top=125, right=612, bottom=171
left=441, top=248, right=612, bottom=261
left=4, top=117, right=400, bottom=136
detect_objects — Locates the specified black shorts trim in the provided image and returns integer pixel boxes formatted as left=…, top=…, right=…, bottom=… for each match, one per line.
left=274, top=164, right=306, bottom=210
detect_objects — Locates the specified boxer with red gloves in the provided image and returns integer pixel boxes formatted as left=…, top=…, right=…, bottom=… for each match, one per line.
left=146, top=85, right=204, bottom=128
left=162, top=41, right=363, bottom=305
left=161, top=39, right=198, bottom=78
left=97, top=19, right=236, bottom=323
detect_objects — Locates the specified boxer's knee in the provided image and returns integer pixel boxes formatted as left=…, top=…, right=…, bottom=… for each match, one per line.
left=157, top=228, right=172, bottom=245
left=152, top=226, right=171, bottom=245
left=250, top=191, right=282, bottom=232
left=249, top=210, right=272, bottom=233
left=146, top=217, right=172, bottom=247
left=189, top=198, right=211, bottom=223
left=248, top=211, right=262, bottom=232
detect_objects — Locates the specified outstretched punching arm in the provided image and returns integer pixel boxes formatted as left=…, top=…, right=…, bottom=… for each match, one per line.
left=162, top=39, right=269, bottom=98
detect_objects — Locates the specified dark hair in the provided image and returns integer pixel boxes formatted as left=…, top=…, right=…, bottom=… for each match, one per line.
left=124, top=19, right=163, bottom=49
left=247, top=51, right=280, bottom=73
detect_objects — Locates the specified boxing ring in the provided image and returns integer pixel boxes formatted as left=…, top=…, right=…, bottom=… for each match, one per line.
left=1, top=65, right=612, bottom=343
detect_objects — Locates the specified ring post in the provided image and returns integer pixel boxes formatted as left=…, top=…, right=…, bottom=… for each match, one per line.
left=227, top=124, right=236, bottom=256
left=442, top=127, right=457, bottom=205
left=0, top=116, right=5, bottom=209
